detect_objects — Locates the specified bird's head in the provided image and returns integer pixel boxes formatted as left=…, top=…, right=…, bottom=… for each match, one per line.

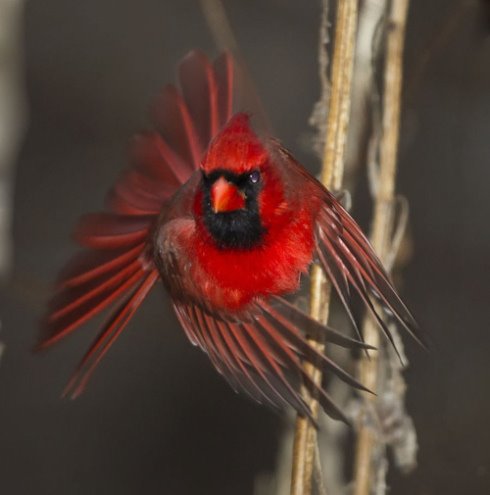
left=196, top=113, right=288, bottom=250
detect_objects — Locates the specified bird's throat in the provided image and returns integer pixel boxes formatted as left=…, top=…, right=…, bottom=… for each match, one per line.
left=201, top=177, right=265, bottom=250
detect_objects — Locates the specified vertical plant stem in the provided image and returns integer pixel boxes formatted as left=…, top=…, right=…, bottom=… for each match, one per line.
left=352, top=1, right=410, bottom=494
left=0, top=0, right=26, bottom=278
left=290, top=2, right=359, bottom=494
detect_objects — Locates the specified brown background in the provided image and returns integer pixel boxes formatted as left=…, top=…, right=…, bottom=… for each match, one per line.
left=0, top=1, right=489, bottom=494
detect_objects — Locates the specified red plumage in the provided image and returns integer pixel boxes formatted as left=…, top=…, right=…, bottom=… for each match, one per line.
left=40, top=50, right=425, bottom=422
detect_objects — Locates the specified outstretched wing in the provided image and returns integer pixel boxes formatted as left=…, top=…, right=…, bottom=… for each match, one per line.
left=273, top=144, right=427, bottom=354
left=314, top=190, right=428, bottom=352
left=39, top=50, right=235, bottom=397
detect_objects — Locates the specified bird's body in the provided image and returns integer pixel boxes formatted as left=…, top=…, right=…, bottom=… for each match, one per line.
left=41, top=50, right=424, bottom=422
left=155, top=117, right=320, bottom=312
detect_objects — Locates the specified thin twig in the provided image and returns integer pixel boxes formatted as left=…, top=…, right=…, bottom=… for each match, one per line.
left=352, top=1, right=410, bottom=494
left=313, top=441, right=328, bottom=495
left=290, top=2, right=359, bottom=494
left=0, top=0, right=26, bottom=278
left=384, top=195, right=409, bottom=272
left=320, top=0, right=358, bottom=191
left=309, top=0, right=331, bottom=158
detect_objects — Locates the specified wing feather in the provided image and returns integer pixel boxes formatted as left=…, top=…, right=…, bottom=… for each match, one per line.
left=62, top=270, right=159, bottom=398
left=179, top=50, right=220, bottom=149
left=74, top=213, right=152, bottom=249
left=42, top=51, right=236, bottom=396
left=58, top=243, right=145, bottom=288
left=129, top=132, right=192, bottom=185
left=213, top=52, right=234, bottom=125
left=48, top=259, right=143, bottom=321
left=40, top=267, right=148, bottom=348
left=151, top=85, right=203, bottom=169
left=315, top=197, right=428, bottom=349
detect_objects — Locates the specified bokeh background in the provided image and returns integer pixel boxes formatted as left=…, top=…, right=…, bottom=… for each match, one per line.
left=0, top=0, right=489, bottom=494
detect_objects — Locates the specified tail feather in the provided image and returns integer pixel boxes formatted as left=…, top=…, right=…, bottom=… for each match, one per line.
left=199, top=309, right=236, bottom=379
left=204, top=308, right=272, bottom=405
left=220, top=318, right=290, bottom=410
left=253, top=312, right=349, bottom=423
left=198, top=305, right=275, bottom=406
left=241, top=321, right=312, bottom=418
left=260, top=298, right=372, bottom=392
left=265, top=296, right=373, bottom=350
left=171, top=295, right=367, bottom=424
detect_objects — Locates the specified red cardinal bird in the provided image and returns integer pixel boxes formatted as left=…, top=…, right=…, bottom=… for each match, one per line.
left=40, top=50, right=424, bottom=423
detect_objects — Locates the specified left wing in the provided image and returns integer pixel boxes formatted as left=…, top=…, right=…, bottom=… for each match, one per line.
left=39, top=51, right=235, bottom=397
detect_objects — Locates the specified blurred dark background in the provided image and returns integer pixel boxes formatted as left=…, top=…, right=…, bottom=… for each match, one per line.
left=0, top=0, right=489, bottom=494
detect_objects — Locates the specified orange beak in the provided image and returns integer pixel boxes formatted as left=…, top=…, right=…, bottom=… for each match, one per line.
left=211, top=177, right=246, bottom=213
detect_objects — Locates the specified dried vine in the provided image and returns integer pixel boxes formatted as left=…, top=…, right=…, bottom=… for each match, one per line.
left=290, top=1, right=359, bottom=494
left=353, top=1, right=411, bottom=494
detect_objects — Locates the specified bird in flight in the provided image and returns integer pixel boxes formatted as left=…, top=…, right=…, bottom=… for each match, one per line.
left=40, top=50, right=425, bottom=423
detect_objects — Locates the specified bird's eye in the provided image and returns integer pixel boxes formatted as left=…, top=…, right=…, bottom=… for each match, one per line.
left=249, top=171, right=260, bottom=184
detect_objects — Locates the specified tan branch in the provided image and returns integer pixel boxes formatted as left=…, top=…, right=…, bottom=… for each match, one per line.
left=290, top=1, right=359, bottom=494
left=352, top=1, right=410, bottom=494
